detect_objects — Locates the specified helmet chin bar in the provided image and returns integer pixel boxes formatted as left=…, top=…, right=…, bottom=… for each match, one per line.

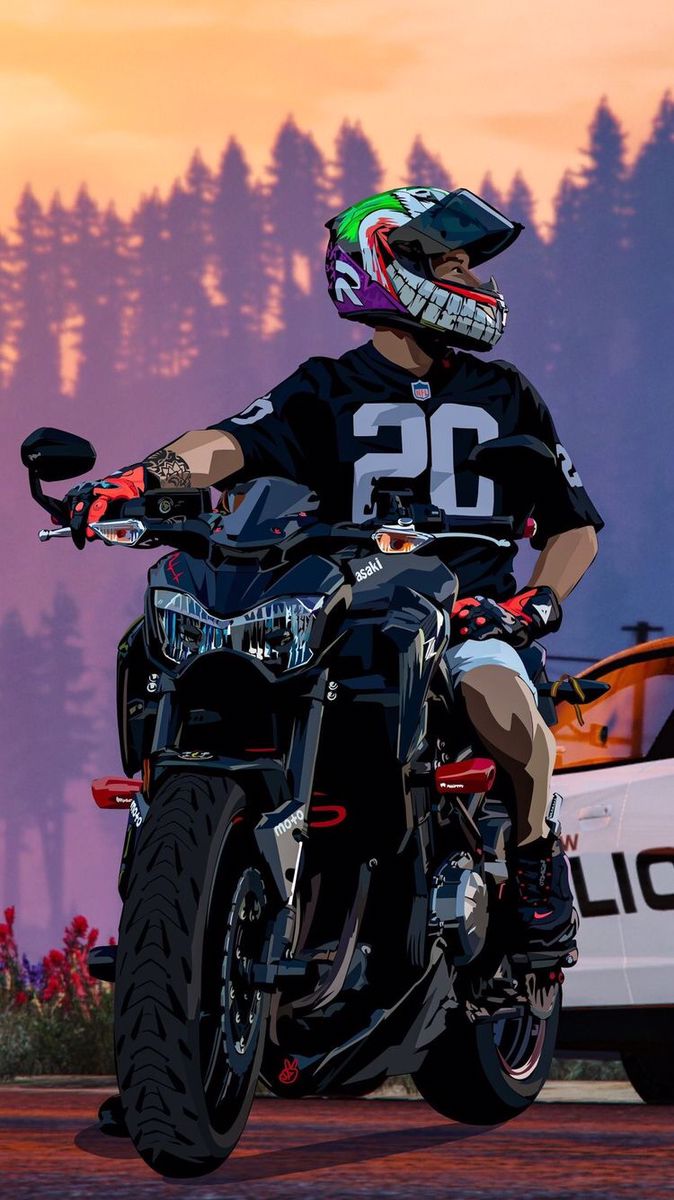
left=361, top=309, right=504, bottom=358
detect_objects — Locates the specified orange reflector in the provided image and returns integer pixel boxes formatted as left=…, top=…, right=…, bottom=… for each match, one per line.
left=374, top=530, right=422, bottom=554
left=92, top=776, right=141, bottom=809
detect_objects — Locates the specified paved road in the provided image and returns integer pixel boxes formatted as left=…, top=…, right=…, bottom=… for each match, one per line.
left=1, top=1084, right=672, bottom=1200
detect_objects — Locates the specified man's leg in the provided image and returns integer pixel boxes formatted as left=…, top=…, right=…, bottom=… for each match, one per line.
left=445, top=641, right=577, bottom=962
left=458, top=664, right=556, bottom=846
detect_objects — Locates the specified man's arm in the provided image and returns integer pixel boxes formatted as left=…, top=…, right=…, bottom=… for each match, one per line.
left=527, top=525, right=598, bottom=601
left=144, top=430, right=245, bottom=489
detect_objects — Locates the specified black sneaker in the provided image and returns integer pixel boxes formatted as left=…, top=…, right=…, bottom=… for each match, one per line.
left=513, top=833, right=579, bottom=967
left=98, top=1094, right=129, bottom=1138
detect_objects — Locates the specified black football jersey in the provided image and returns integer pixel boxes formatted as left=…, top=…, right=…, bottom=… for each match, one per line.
left=210, top=340, right=603, bottom=598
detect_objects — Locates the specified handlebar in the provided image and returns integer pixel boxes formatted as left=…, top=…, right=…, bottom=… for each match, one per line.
left=39, top=527, right=73, bottom=541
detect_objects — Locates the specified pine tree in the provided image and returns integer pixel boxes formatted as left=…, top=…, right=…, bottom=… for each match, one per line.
left=265, top=118, right=332, bottom=370
left=0, top=612, right=36, bottom=911
left=333, top=121, right=382, bottom=210
left=495, top=172, right=548, bottom=377
left=406, top=137, right=452, bottom=189
left=70, top=188, right=128, bottom=404
left=30, top=593, right=97, bottom=933
left=10, top=187, right=61, bottom=405
left=126, top=190, right=172, bottom=385
left=211, top=138, right=269, bottom=410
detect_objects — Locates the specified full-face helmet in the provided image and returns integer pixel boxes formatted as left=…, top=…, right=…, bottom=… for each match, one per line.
left=325, top=187, right=522, bottom=352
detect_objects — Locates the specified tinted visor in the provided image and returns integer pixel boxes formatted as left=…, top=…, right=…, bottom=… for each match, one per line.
left=389, top=189, right=523, bottom=267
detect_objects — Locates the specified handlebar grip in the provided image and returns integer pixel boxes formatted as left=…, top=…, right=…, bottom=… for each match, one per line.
left=39, top=527, right=73, bottom=541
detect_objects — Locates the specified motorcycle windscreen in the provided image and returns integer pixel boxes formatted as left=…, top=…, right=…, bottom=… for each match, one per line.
left=388, top=189, right=523, bottom=267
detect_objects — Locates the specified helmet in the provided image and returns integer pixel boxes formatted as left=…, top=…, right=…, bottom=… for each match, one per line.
left=325, top=186, right=523, bottom=353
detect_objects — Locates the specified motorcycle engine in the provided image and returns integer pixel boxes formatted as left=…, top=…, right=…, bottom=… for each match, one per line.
left=428, top=853, right=489, bottom=965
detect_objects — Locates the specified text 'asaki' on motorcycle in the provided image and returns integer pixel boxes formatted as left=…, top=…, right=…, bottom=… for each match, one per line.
left=21, top=425, right=606, bottom=1179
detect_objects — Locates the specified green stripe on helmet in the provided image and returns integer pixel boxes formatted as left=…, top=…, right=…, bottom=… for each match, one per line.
left=335, top=189, right=406, bottom=243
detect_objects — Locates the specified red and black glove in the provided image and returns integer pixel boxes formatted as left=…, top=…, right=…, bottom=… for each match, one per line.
left=451, top=585, right=562, bottom=648
left=65, top=464, right=150, bottom=548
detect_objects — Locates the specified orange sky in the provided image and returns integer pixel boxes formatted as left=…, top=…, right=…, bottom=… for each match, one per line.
left=0, top=0, right=672, bottom=230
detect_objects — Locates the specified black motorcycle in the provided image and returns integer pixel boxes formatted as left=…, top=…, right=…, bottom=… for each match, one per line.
left=21, top=426, right=605, bottom=1179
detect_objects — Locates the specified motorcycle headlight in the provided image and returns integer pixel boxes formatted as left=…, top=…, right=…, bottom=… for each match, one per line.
left=152, top=589, right=324, bottom=671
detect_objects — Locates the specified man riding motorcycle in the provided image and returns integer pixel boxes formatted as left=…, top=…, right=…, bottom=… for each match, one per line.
left=66, top=186, right=602, bottom=968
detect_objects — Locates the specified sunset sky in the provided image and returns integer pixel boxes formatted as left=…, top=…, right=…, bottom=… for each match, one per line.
left=0, top=0, right=671, bottom=229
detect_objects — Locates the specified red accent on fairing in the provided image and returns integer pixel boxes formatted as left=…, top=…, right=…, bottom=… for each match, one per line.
left=91, top=777, right=141, bottom=809
left=522, top=517, right=538, bottom=540
left=309, top=805, right=348, bottom=829
left=500, top=588, right=539, bottom=624
left=435, top=758, right=496, bottom=795
left=278, top=1056, right=300, bottom=1085
left=166, top=551, right=184, bottom=585
left=232, top=815, right=245, bottom=825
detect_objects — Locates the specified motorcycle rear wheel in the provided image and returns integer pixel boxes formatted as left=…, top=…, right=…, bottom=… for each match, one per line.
left=114, top=772, right=272, bottom=1178
left=412, top=992, right=560, bottom=1124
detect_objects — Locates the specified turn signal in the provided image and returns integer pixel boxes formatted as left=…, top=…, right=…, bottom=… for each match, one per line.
left=435, top=758, right=496, bottom=795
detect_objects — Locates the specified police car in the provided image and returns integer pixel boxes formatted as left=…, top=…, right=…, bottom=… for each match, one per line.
left=552, top=638, right=674, bottom=1102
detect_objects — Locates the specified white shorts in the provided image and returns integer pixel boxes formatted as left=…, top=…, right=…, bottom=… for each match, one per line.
left=444, top=638, right=538, bottom=699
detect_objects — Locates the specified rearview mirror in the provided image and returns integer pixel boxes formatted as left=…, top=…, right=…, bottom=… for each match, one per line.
left=21, top=427, right=97, bottom=482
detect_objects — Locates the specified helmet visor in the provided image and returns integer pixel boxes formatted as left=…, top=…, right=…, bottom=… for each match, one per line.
left=388, top=188, right=523, bottom=267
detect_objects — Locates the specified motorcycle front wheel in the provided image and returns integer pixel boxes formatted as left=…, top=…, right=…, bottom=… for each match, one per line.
left=412, top=992, right=560, bottom=1125
left=114, top=772, right=272, bottom=1178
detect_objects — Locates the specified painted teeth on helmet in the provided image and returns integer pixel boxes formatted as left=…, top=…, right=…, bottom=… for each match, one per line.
left=406, top=289, right=429, bottom=317
left=396, top=264, right=420, bottom=286
left=435, top=305, right=460, bottom=331
left=420, top=301, right=444, bottom=325
left=398, top=283, right=417, bottom=307
left=417, top=279, right=436, bottom=299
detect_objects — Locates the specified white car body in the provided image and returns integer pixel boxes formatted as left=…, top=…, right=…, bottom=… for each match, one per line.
left=551, top=638, right=674, bottom=1056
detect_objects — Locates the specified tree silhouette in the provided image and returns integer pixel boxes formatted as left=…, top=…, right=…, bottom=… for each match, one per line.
left=0, top=231, right=15, bottom=390
left=333, top=120, right=383, bottom=209
left=546, top=99, right=629, bottom=423
left=0, top=611, right=37, bottom=910
left=10, top=187, right=61, bottom=404
left=479, top=172, right=506, bottom=211
left=266, top=117, right=331, bottom=369
left=406, top=137, right=452, bottom=189
left=494, top=172, right=548, bottom=377
left=211, top=138, right=269, bottom=411
left=126, top=190, right=172, bottom=386
left=71, top=189, right=128, bottom=405
left=29, top=593, right=97, bottom=932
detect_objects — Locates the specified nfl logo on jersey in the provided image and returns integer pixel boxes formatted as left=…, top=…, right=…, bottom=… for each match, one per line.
left=411, top=380, right=432, bottom=401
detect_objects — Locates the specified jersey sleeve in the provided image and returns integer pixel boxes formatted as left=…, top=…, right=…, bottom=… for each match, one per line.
left=209, top=367, right=318, bottom=487
left=512, top=368, right=605, bottom=550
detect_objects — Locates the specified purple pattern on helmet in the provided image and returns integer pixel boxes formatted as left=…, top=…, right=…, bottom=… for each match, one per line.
left=326, top=245, right=406, bottom=317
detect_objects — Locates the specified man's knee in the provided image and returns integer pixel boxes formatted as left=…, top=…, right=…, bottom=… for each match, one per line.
left=459, top=664, right=553, bottom=769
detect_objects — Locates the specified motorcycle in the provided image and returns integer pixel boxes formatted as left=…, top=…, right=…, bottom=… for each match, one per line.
left=21, top=426, right=606, bottom=1179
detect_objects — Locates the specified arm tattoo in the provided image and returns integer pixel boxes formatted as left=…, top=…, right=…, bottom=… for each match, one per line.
left=143, top=449, right=192, bottom=488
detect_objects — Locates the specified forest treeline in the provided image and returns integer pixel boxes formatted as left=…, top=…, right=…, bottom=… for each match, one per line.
left=3, top=95, right=673, bottom=434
